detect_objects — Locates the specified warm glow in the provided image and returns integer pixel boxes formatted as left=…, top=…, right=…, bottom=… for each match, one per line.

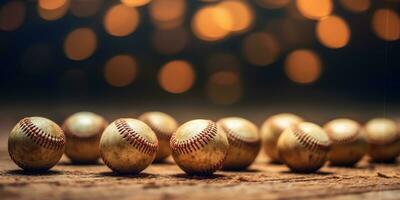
left=217, top=0, right=253, bottom=33
left=152, top=27, right=188, bottom=55
left=296, top=0, right=333, bottom=20
left=255, top=0, right=290, bottom=9
left=39, top=0, right=67, bottom=10
left=38, top=0, right=69, bottom=21
left=372, top=9, right=400, bottom=41
left=70, top=0, right=102, bottom=17
left=149, top=0, right=185, bottom=22
left=159, top=60, right=195, bottom=94
left=285, top=49, right=322, bottom=84
left=206, top=71, right=242, bottom=105
left=104, top=4, right=140, bottom=37
left=192, top=6, right=230, bottom=41
left=316, top=16, right=350, bottom=49
left=243, top=32, right=280, bottom=66
left=104, top=55, right=137, bottom=87
left=339, top=0, right=370, bottom=13
left=0, top=1, right=26, bottom=31
left=121, top=0, right=151, bottom=7
left=64, top=28, right=97, bottom=61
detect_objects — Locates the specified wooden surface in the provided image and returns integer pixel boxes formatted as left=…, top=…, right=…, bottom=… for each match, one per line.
left=1, top=132, right=400, bottom=200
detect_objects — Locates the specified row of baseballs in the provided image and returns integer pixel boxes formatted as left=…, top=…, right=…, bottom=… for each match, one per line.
left=8, top=112, right=400, bottom=175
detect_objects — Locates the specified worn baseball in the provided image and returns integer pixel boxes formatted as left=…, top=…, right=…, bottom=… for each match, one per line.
left=217, top=117, right=260, bottom=170
left=138, top=112, right=178, bottom=162
left=170, top=119, right=229, bottom=175
left=364, top=118, right=400, bottom=163
left=8, top=117, right=66, bottom=171
left=277, top=122, right=330, bottom=173
left=62, top=112, right=108, bottom=164
left=100, top=118, right=158, bottom=174
left=261, top=113, right=304, bottom=163
left=324, top=119, right=367, bottom=166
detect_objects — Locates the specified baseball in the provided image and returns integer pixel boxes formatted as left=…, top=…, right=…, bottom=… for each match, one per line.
left=217, top=117, right=260, bottom=170
left=324, top=119, right=367, bottom=166
left=62, top=112, right=108, bottom=164
left=138, top=112, right=178, bottom=162
left=170, top=119, right=229, bottom=175
left=100, top=118, right=158, bottom=174
left=8, top=117, right=66, bottom=171
left=261, top=113, right=304, bottom=163
left=364, top=118, right=400, bottom=163
left=277, top=122, right=330, bottom=173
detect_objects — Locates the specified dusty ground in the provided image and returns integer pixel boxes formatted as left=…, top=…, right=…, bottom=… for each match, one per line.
left=1, top=104, right=400, bottom=200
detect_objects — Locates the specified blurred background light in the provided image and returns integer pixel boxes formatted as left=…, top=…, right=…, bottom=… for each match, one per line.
left=206, top=53, right=240, bottom=74
left=192, top=6, right=231, bottom=41
left=104, top=4, right=140, bottom=37
left=284, top=49, right=322, bottom=84
left=158, top=60, right=195, bottom=94
left=216, top=0, right=254, bottom=33
left=64, top=28, right=97, bottom=61
left=70, top=0, right=103, bottom=17
left=316, top=15, right=351, bottom=49
left=104, top=55, right=138, bottom=87
left=149, top=0, right=186, bottom=30
left=0, top=1, right=26, bottom=31
left=38, top=0, right=70, bottom=21
left=339, top=0, right=370, bottom=13
left=206, top=71, right=242, bottom=105
left=372, top=9, right=400, bottom=41
left=242, top=32, right=280, bottom=66
left=296, top=0, right=333, bottom=20
left=121, top=0, right=151, bottom=7
left=151, top=27, right=188, bottom=55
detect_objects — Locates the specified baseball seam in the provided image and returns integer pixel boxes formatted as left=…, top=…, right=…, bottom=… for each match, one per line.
left=219, top=124, right=259, bottom=149
left=115, top=119, right=158, bottom=155
left=141, top=119, right=174, bottom=140
left=19, top=118, right=65, bottom=150
left=292, top=126, right=330, bottom=152
left=170, top=121, right=218, bottom=155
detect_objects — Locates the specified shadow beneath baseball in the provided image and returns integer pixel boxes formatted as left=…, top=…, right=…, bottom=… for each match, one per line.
left=97, top=172, right=158, bottom=178
left=172, top=173, right=226, bottom=179
left=6, top=169, right=63, bottom=176
left=221, top=168, right=261, bottom=173
left=58, top=160, right=102, bottom=166
left=152, top=160, right=175, bottom=165
left=280, top=170, right=333, bottom=175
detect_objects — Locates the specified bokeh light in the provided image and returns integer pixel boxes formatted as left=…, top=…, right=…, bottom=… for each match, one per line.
left=149, top=0, right=186, bottom=29
left=64, top=28, right=97, bottom=61
left=316, top=16, right=350, bottom=49
left=0, top=1, right=26, bottom=31
left=255, top=0, right=290, bottom=9
left=70, top=0, right=103, bottom=17
left=296, top=0, right=333, bottom=20
left=206, top=53, right=240, bottom=74
left=159, top=60, right=195, bottom=94
left=206, top=71, right=242, bottom=105
left=104, top=55, right=138, bottom=87
left=121, top=0, right=151, bottom=7
left=192, top=6, right=231, bottom=41
left=372, top=9, right=400, bottom=41
left=217, top=0, right=254, bottom=33
left=38, top=0, right=70, bottom=21
left=242, top=32, right=280, bottom=66
left=104, top=4, right=140, bottom=37
left=339, top=0, right=370, bottom=13
left=285, top=49, right=322, bottom=84
left=152, top=27, right=188, bottom=55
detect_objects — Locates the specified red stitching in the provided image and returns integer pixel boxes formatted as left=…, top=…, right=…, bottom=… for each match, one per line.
left=114, top=119, right=158, bottom=155
left=170, top=121, right=218, bottom=155
left=19, top=118, right=65, bottom=150
left=220, top=124, right=259, bottom=149
left=141, top=118, right=173, bottom=140
left=292, top=126, right=330, bottom=152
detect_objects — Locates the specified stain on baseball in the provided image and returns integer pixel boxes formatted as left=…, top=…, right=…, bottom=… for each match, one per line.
left=364, top=118, right=400, bottom=163
left=261, top=113, right=304, bottom=163
left=100, top=118, right=158, bottom=174
left=324, top=119, right=367, bottom=166
left=138, top=112, right=178, bottom=162
left=63, top=112, right=108, bottom=164
left=277, top=122, right=330, bottom=173
left=170, top=119, right=229, bottom=175
left=8, top=117, right=66, bottom=171
left=217, top=117, right=260, bottom=170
